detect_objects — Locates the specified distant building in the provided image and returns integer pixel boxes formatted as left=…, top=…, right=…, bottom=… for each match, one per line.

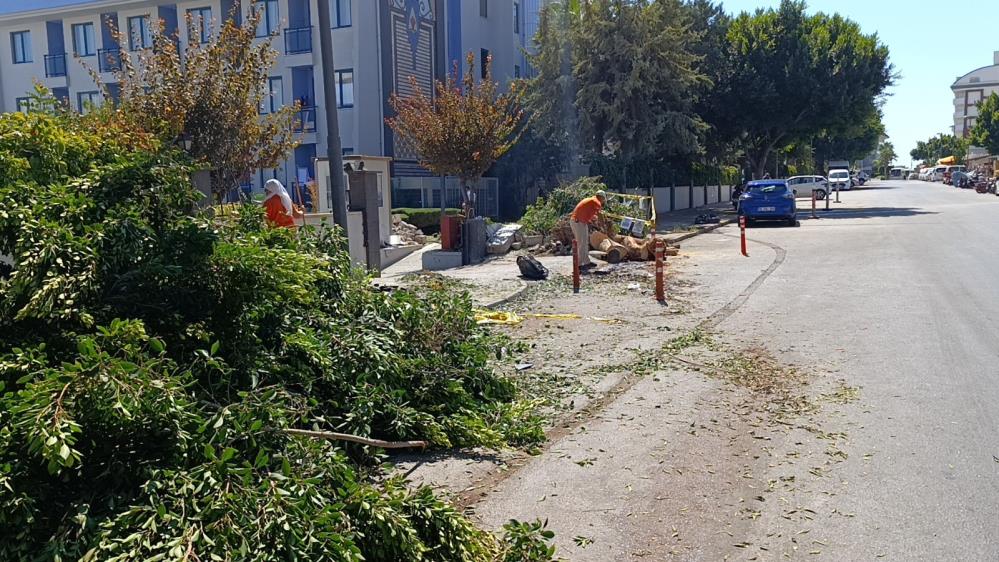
left=0, top=0, right=543, bottom=210
left=951, top=50, right=999, bottom=139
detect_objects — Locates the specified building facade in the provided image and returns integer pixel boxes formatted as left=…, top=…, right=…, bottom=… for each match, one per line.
left=951, top=51, right=999, bottom=139
left=0, top=0, right=540, bottom=205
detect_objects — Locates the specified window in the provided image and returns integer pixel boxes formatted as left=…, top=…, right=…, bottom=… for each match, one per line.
left=513, top=2, right=520, bottom=34
left=480, top=48, right=490, bottom=79
left=255, top=0, right=279, bottom=37
left=188, top=7, right=213, bottom=43
left=342, top=147, right=353, bottom=155
left=480, top=0, right=487, bottom=17
left=72, top=23, right=97, bottom=57
left=77, top=91, right=101, bottom=114
left=15, top=97, right=30, bottom=114
left=266, top=76, right=283, bottom=113
left=335, top=69, right=353, bottom=108
left=128, top=16, right=152, bottom=50
left=11, top=31, right=31, bottom=64
left=333, top=0, right=351, bottom=28
left=514, top=64, right=521, bottom=79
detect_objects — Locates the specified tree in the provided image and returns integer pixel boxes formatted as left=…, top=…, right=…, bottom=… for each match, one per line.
left=387, top=52, right=525, bottom=215
left=525, top=2, right=580, bottom=166
left=910, top=133, right=969, bottom=165
left=526, top=0, right=708, bottom=189
left=971, top=92, right=999, bottom=157
left=875, top=140, right=897, bottom=175
left=810, top=103, right=886, bottom=172
left=98, top=10, right=300, bottom=201
left=721, top=0, right=893, bottom=178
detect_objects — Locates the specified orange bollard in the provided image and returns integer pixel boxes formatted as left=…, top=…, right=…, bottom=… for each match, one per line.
left=572, top=239, right=581, bottom=294
left=654, top=238, right=666, bottom=303
left=739, top=215, right=748, bottom=257
left=811, top=190, right=817, bottom=219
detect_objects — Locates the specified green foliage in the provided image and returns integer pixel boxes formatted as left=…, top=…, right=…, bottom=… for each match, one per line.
left=0, top=112, right=546, bottom=559
left=874, top=141, right=897, bottom=174
left=530, top=0, right=707, bottom=172
left=519, top=176, right=621, bottom=234
left=910, top=133, right=969, bottom=165
left=719, top=0, right=894, bottom=177
left=392, top=207, right=462, bottom=232
left=499, top=519, right=558, bottom=561
left=971, top=92, right=999, bottom=157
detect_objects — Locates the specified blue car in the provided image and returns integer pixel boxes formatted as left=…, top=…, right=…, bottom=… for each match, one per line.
left=738, top=180, right=798, bottom=226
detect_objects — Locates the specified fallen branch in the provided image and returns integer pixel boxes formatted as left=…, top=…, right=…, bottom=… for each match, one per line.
left=283, top=428, right=428, bottom=449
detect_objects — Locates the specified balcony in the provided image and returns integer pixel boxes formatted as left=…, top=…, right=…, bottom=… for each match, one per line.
left=98, top=48, right=122, bottom=73
left=294, top=106, right=317, bottom=132
left=44, top=53, right=67, bottom=77
left=284, top=27, right=312, bottom=55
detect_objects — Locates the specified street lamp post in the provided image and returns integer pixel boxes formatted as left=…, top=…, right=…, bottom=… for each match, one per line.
left=316, top=0, right=348, bottom=230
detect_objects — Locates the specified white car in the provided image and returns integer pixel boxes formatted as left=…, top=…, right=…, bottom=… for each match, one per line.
left=787, top=175, right=830, bottom=199
left=930, top=166, right=947, bottom=182
left=828, top=169, right=852, bottom=192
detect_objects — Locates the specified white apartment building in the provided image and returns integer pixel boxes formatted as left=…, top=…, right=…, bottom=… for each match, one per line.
left=951, top=50, right=999, bottom=139
left=0, top=0, right=543, bottom=209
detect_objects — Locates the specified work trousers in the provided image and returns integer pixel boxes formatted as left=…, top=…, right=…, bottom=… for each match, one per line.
left=570, top=220, right=591, bottom=266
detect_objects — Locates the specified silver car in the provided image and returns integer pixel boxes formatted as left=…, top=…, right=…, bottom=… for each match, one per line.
left=787, top=175, right=830, bottom=200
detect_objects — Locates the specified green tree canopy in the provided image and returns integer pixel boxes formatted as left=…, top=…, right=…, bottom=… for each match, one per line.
left=971, top=92, right=999, bottom=157
left=875, top=140, right=897, bottom=174
left=910, top=133, right=969, bottom=165
left=720, top=0, right=893, bottom=178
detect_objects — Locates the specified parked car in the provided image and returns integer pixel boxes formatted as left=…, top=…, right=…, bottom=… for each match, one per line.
left=850, top=171, right=868, bottom=187
left=907, top=172, right=919, bottom=180
left=951, top=170, right=971, bottom=188
left=828, top=169, right=852, bottom=191
left=919, top=168, right=934, bottom=181
left=738, top=180, right=798, bottom=226
left=930, top=166, right=947, bottom=182
left=943, top=165, right=966, bottom=185
left=786, top=175, right=829, bottom=199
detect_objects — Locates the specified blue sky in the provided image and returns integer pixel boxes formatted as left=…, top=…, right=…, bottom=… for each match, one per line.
left=722, top=0, right=999, bottom=165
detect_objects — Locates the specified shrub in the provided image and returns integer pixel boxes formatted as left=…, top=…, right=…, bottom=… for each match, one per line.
left=519, top=176, right=632, bottom=235
left=0, top=111, right=549, bottom=559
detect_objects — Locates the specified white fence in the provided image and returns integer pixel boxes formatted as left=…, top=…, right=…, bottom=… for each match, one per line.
left=651, top=184, right=734, bottom=215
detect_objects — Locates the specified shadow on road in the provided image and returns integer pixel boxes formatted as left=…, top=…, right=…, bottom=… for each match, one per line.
left=801, top=206, right=939, bottom=220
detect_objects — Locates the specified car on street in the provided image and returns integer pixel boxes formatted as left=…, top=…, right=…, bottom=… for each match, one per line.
left=738, top=179, right=798, bottom=226
left=828, top=169, right=852, bottom=191
left=930, top=165, right=947, bottom=182
left=786, top=175, right=829, bottom=199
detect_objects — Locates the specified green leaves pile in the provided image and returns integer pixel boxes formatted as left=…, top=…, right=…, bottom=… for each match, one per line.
left=0, top=110, right=551, bottom=559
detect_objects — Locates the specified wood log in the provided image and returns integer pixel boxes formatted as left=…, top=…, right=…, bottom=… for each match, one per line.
left=589, top=231, right=628, bottom=263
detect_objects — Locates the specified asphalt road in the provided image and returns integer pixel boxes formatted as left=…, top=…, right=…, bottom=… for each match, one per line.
left=699, top=179, right=999, bottom=559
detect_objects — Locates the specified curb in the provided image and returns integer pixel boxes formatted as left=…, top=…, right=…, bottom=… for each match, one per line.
left=662, top=218, right=735, bottom=244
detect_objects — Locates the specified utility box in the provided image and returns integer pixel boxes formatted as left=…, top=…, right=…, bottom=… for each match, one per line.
left=313, top=155, right=392, bottom=267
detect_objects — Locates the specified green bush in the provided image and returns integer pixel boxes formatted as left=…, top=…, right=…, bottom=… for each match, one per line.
left=0, top=109, right=550, bottom=559
left=393, top=207, right=462, bottom=233
left=518, top=176, right=636, bottom=235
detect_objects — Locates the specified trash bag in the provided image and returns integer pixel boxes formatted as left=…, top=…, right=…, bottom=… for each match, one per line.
left=517, top=255, right=549, bottom=280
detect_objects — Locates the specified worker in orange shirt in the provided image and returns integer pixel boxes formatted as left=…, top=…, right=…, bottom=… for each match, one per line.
left=263, top=179, right=304, bottom=228
left=570, top=190, right=606, bottom=269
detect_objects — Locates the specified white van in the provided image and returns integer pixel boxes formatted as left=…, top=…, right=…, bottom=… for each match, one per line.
left=828, top=169, right=851, bottom=192
left=930, top=166, right=947, bottom=182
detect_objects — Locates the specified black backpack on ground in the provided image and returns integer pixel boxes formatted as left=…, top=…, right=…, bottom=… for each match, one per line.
left=517, top=255, right=549, bottom=280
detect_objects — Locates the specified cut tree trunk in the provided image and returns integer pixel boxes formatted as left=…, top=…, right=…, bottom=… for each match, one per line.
left=589, top=231, right=628, bottom=263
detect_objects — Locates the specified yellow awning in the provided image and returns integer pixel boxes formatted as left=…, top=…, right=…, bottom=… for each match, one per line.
left=938, top=156, right=957, bottom=165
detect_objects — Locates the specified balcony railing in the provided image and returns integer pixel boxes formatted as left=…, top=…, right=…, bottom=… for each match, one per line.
left=294, top=107, right=317, bottom=132
left=284, top=27, right=312, bottom=55
left=44, top=53, right=67, bottom=77
left=98, top=48, right=122, bottom=73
